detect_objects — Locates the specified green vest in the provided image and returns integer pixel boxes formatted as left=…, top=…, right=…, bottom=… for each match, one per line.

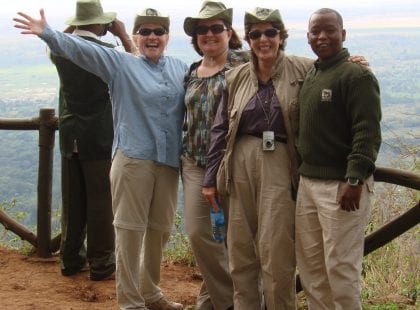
left=51, top=36, right=114, bottom=160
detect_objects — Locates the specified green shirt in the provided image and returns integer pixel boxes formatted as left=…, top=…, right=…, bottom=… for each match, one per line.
left=298, top=48, right=382, bottom=181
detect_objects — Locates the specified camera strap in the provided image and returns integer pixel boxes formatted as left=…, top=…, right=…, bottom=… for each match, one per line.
left=255, top=86, right=276, bottom=130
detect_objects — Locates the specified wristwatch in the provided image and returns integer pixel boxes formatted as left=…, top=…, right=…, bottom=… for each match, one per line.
left=347, top=177, right=362, bottom=186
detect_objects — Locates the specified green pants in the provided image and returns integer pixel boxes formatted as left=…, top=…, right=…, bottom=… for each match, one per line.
left=60, top=155, right=115, bottom=278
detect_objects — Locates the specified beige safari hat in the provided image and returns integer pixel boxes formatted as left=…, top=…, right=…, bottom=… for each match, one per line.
left=132, top=8, right=170, bottom=34
left=183, top=1, right=233, bottom=36
left=244, top=7, right=283, bottom=26
left=65, top=0, right=116, bottom=26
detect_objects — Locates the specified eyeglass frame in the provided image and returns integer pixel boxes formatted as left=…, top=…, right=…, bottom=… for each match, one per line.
left=194, top=24, right=229, bottom=36
left=137, top=27, right=167, bottom=36
left=247, top=28, right=280, bottom=40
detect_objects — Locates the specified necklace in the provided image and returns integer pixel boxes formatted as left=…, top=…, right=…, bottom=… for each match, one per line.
left=255, top=86, right=277, bottom=130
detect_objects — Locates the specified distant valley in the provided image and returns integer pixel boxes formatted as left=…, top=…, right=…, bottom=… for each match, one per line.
left=0, top=27, right=418, bottom=227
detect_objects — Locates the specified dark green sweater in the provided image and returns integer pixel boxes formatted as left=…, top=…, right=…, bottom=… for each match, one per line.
left=297, top=49, right=381, bottom=182
left=50, top=36, right=114, bottom=160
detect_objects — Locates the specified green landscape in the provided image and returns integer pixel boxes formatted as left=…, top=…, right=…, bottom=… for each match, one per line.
left=0, top=27, right=419, bottom=308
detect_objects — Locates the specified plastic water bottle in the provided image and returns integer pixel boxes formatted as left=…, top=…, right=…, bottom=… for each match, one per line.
left=210, top=198, right=226, bottom=242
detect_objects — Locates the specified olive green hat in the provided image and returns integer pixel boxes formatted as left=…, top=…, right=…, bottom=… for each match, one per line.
left=244, top=7, right=283, bottom=26
left=132, top=8, right=170, bottom=34
left=183, top=1, right=233, bottom=36
left=65, top=0, right=116, bottom=26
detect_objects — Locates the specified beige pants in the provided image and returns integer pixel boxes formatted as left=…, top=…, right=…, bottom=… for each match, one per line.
left=228, top=136, right=296, bottom=310
left=110, top=150, right=179, bottom=310
left=296, top=176, right=373, bottom=310
left=181, top=156, right=234, bottom=310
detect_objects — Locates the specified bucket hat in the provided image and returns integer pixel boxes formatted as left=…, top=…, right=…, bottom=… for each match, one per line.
left=244, top=7, right=283, bottom=26
left=183, top=1, right=232, bottom=36
left=65, top=0, right=116, bottom=26
left=132, top=8, right=170, bottom=34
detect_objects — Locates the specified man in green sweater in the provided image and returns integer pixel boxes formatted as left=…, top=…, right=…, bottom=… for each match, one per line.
left=296, top=8, right=381, bottom=309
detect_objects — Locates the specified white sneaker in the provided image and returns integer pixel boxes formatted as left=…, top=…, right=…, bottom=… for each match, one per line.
left=146, top=297, right=183, bottom=310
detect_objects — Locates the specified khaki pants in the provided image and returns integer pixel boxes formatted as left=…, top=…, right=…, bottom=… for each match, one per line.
left=296, top=176, right=373, bottom=310
left=110, top=150, right=179, bottom=310
left=181, top=156, right=234, bottom=310
left=228, top=136, right=296, bottom=310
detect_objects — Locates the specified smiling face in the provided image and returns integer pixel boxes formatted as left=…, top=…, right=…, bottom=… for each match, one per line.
left=135, top=22, right=169, bottom=63
left=307, top=12, right=346, bottom=61
left=195, top=19, right=232, bottom=57
left=248, top=22, right=283, bottom=64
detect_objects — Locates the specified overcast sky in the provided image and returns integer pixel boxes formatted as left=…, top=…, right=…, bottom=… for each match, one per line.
left=2, top=0, right=420, bottom=34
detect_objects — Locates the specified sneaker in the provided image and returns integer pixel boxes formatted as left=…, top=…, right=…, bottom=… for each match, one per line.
left=146, top=297, right=183, bottom=310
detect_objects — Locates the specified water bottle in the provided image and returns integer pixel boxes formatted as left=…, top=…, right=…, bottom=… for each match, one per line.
left=210, top=197, right=226, bottom=242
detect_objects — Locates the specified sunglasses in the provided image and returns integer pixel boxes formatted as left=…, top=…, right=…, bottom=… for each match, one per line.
left=138, top=28, right=167, bottom=36
left=195, top=24, right=228, bottom=35
left=248, top=28, right=280, bottom=40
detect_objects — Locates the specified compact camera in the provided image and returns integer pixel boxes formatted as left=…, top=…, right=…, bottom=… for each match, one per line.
left=262, top=131, right=275, bottom=151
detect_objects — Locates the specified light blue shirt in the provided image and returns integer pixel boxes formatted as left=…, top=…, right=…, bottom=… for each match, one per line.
left=40, top=25, right=188, bottom=168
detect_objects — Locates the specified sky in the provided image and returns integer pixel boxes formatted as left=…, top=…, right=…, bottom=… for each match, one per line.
left=2, top=0, right=420, bottom=35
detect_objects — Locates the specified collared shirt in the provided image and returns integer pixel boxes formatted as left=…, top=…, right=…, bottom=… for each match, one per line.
left=41, top=25, right=188, bottom=168
left=72, top=29, right=101, bottom=40
left=203, top=80, right=287, bottom=186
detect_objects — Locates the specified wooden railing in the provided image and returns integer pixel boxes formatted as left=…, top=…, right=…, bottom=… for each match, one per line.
left=0, top=108, right=58, bottom=258
left=0, top=109, right=419, bottom=270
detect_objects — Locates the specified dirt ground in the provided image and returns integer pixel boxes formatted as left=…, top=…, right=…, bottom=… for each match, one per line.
left=1, top=246, right=417, bottom=309
left=0, top=246, right=201, bottom=310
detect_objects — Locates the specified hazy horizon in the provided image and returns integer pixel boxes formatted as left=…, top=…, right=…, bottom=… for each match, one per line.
left=2, top=0, right=420, bottom=35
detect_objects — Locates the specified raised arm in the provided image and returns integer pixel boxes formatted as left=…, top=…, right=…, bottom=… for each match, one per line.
left=13, top=9, right=47, bottom=35
left=13, top=9, right=127, bottom=84
left=108, top=18, right=139, bottom=55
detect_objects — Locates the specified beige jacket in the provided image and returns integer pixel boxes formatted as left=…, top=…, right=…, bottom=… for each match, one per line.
left=218, top=51, right=312, bottom=194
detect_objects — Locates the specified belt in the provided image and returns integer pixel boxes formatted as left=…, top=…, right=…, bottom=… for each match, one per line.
left=247, top=133, right=287, bottom=144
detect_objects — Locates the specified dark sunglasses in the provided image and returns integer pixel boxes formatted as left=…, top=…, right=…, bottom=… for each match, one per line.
left=138, top=28, right=167, bottom=36
left=248, top=28, right=280, bottom=40
left=195, top=24, right=228, bottom=35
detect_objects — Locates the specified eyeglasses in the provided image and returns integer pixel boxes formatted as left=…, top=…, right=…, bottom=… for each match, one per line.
left=248, top=28, right=280, bottom=40
left=195, top=24, right=228, bottom=35
left=138, top=28, right=167, bottom=36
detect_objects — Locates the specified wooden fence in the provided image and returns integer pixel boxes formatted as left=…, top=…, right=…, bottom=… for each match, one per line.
left=0, top=108, right=57, bottom=257
left=0, top=109, right=419, bottom=280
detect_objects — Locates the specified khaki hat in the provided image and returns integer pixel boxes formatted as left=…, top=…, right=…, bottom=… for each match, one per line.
left=65, top=0, right=116, bottom=26
left=244, top=7, right=283, bottom=26
left=132, top=8, right=170, bottom=34
left=183, top=1, right=232, bottom=36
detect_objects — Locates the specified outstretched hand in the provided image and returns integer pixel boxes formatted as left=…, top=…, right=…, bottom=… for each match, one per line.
left=13, top=9, right=47, bottom=35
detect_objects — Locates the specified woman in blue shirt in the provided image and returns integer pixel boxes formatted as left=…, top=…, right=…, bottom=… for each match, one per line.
left=14, top=6, right=187, bottom=310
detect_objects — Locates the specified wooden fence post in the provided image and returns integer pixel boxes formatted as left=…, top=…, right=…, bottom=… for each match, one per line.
left=37, top=108, right=56, bottom=257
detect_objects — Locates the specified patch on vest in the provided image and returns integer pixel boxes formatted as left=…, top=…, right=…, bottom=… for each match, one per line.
left=321, top=89, right=332, bottom=102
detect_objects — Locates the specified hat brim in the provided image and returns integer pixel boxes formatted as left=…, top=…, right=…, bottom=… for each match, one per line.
left=132, top=16, right=170, bottom=34
left=244, top=10, right=283, bottom=26
left=65, top=12, right=116, bottom=26
left=183, top=8, right=232, bottom=37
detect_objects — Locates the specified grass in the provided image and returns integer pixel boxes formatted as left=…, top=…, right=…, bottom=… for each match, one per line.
left=163, top=212, right=195, bottom=266
left=360, top=146, right=419, bottom=309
